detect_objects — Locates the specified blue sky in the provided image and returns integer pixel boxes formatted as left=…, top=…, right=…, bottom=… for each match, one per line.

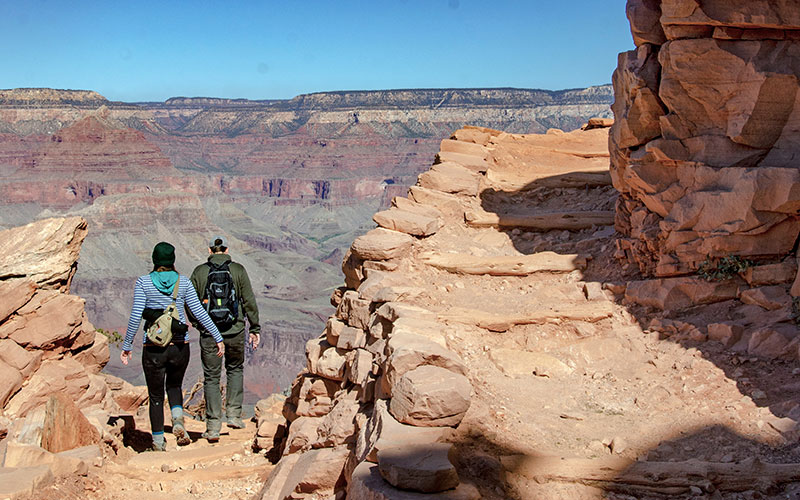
left=2, top=0, right=632, bottom=102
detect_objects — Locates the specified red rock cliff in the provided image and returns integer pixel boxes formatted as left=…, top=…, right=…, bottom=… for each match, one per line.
left=611, top=0, right=800, bottom=276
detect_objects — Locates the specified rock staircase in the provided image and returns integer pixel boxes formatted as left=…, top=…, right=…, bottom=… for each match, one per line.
left=256, top=123, right=631, bottom=498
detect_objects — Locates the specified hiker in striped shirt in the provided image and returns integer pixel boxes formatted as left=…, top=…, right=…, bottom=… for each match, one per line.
left=121, top=242, right=224, bottom=451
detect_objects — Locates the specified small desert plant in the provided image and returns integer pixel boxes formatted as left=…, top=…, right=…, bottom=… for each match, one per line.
left=697, top=255, right=752, bottom=281
left=97, top=328, right=123, bottom=346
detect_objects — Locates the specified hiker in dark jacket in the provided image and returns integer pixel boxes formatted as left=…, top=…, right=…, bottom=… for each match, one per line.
left=189, top=236, right=260, bottom=442
left=122, top=241, right=224, bottom=451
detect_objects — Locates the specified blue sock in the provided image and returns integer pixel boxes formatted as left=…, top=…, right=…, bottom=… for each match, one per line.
left=153, top=431, right=165, bottom=447
left=171, top=405, right=183, bottom=421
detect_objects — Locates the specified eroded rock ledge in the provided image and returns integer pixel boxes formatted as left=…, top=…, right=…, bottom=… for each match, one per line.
left=611, top=0, right=800, bottom=277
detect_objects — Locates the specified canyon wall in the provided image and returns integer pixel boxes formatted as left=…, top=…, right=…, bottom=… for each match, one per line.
left=611, top=0, right=800, bottom=276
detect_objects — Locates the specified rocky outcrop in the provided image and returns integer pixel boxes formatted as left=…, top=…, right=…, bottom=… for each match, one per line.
left=611, top=0, right=800, bottom=277
left=256, top=122, right=617, bottom=498
left=0, top=217, right=123, bottom=498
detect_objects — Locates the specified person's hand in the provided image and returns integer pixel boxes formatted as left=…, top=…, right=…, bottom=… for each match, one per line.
left=216, top=341, right=225, bottom=357
left=249, top=333, right=260, bottom=349
left=120, top=350, right=132, bottom=365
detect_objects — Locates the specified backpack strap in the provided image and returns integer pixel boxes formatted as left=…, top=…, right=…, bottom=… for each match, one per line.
left=170, top=278, right=180, bottom=304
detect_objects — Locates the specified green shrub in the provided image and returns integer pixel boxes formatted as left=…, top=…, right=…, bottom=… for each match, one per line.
left=97, top=328, right=123, bottom=346
left=697, top=255, right=752, bottom=281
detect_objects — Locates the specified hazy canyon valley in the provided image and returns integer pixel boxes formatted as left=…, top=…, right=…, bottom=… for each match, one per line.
left=0, top=86, right=612, bottom=398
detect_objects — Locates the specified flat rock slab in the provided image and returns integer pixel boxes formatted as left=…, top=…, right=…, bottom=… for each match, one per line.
left=466, top=210, right=615, bottom=230
left=435, top=151, right=491, bottom=173
left=384, top=332, right=468, bottom=391
left=0, top=465, right=55, bottom=499
left=378, top=443, right=459, bottom=493
left=439, top=303, right=614, bottom=332
left=488, top=348, right=573, bottom=378
left=127, top=442, right=246, bottom=470
left=348, top=461, right=480, bottom=500
left=417, top=162, right=482, bottom=196
left=419, top=251, right=587, bottom=276
left=486, top=168, right=611, bottom=190
left=352, top=228, right=414, bottom=261
left=373, top=208, right=442, bottom=237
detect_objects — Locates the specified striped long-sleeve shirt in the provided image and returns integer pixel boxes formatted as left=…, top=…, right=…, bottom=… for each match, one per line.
left=122, top=275, right=223, bottom=351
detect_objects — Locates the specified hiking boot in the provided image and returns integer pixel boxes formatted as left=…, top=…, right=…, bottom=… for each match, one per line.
left=226, top=417, right=245, bottom=429
left=150, top=441, right=166, bottom=452
left=201, top=430, right=219, bottom=443
left=172, top=417, right=191, bottom=446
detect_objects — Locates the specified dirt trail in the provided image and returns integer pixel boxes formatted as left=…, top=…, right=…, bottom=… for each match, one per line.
left=30, top=416, right=272, bottom=500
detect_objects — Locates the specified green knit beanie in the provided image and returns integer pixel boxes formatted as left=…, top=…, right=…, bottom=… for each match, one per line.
left=152, top=242, right=176, bottom=267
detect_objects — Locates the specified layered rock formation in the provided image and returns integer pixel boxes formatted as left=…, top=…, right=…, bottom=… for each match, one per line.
left=0, top=217, right=126, bottom=498
left=611, top=0, right=800, bottom=276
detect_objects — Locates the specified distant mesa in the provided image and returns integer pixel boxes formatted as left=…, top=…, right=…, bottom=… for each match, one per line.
left=0, top=88, right=109, bottom=106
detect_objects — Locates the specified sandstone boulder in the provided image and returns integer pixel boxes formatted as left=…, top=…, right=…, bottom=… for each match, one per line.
left=3, top=291, right=86, bottom=350
left=348, top=461, right=480, bottom=500
left=376, top=302, right=436, bottom=323
left=40, top=393, right=101, bottom=453
left=748, top=323, right=799, bottom=360
left=383, top=332, right=468, bottom=394
left=284, top=416, right=323, bottom=455
left=0, top=279, right=35, bottom=324
left=625, top=277, right=740, bottom=310
left=391, top=196, right=444, bottom=220
left=0, top=339, right=41, bottom=380
left=339, top=326, right=367, bottom=350
left=389, top=365, right=472, bottom=428
left=356, top=400, right=453, bottom=465
left=351, top=228, right=414, bottom=261
left=5, top=358, right=90, bottom=418
left=326, top=317, right=346, bottom=345
left=378, top=443, right=459, bottom=493
left=439, top=138, right=490, bottom=159
left=708, top=322, right=744, bottom=347
left=337, top=290, right=373, bottom=330
left=346, top=349, right=374, bottom=386
left=0, top=358, right=23, bottom=408
left=742, top=261, right=797, bottom=286
left=314, top=394, right=361, bottom=448
left=660, top=0, right=800, bottom=31
left=626, top=0, right=666, bottom=46
left=72, top=331, right=109, bottom=373
left=740, top=286, right=792, bottom=311
left=452, top=126, right=495, bottom=145
left=390, top=317, right=448, bottom=348
left=0, top=217, right=87, bottom=289
left=269, top=447, right=349, bottom=499
left=610, top=44, right=665, bottom=151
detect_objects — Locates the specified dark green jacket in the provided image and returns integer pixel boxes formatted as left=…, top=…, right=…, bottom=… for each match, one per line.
left=189, top=253, right=260, bottom=336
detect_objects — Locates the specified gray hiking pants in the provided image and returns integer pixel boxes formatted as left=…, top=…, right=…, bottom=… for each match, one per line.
left=200, top=329, right=245, bottom=431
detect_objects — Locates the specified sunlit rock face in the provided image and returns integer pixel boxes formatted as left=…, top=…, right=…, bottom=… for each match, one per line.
left=612, top=0, right=800, bottom=276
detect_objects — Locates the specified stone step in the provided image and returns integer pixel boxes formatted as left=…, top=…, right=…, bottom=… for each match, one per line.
left=419, top=251, right=587, bottom=276
left=438, top=302, right=614, bottom=332
left=127, top=442, right=248, bottom=470
left=378, top=443, right=459, bottom=493
left=373, top=208, right=442, bottom=237
left=435, top=151, right=490, bottom=173
left=486, top=168, right=612, bottom=190
left=348, top=461, right=480, bottom=500
left=466, top=210, right=615, bottom=230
